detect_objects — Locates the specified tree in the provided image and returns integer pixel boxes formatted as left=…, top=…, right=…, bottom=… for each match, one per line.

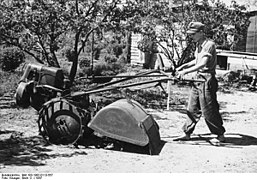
left=135, top=0, right=251, bottom=69
left=181, top=0, right=250, bottom=50
left=0, top=0, right=140, bottom=83
left=0, top=0, right=251, bottom=82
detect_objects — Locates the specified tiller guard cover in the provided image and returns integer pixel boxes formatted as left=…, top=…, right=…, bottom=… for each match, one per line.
left=88, top=99, right=161, bottom=155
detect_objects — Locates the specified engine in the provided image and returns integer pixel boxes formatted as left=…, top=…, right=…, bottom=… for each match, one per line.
left=15, top=63, right=66, bottom=111
left=15, top=63, right=94, bottom=145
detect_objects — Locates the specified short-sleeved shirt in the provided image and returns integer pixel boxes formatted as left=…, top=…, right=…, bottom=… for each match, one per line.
left=195, top=39, right=217, bottom=74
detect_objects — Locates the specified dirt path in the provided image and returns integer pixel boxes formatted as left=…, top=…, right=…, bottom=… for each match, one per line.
left=1, top=89, right=257, bottom=173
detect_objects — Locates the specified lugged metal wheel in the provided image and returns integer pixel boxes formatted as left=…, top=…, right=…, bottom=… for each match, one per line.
left=38, top=97, right=93, bottom=145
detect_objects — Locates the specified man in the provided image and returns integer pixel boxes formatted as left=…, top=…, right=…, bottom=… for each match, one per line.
left=175, top=22, right=226, bottom=145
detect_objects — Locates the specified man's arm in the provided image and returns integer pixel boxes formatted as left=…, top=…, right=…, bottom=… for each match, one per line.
left=176, top=59, right=196, bottom=71
left=177, top=56, right=209, bottom=77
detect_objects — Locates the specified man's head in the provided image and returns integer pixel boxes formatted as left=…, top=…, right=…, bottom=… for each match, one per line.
left=186, top=22, right=205, bottom=42
left=187, top=22, right=205, bottom=34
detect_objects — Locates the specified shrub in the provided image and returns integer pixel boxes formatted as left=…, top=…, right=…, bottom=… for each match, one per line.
left=63, top=47, right=75, bottom=62
left=104, top=54, right=118, bottom=64
left=137, top=36, right=158, bottom=53
left=79, top=57, right=91, bottom=69
left=0, top=47, right=25, bottom=71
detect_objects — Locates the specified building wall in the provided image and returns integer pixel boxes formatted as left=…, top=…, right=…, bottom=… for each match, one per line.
left=246, top=15, right=257, bottom=53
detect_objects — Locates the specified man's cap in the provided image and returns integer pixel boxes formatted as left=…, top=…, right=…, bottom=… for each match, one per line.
left=186, top=22, right=205, bottom=34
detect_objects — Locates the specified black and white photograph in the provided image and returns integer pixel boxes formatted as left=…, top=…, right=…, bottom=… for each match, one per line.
left=1, top=0, right=257, bottom=176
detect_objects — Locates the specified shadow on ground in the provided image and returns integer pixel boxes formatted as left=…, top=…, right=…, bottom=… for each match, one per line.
left=77, top=133, right=166, bottom=156
left=0, top=130, right=165, bottom=170
left=167, top=133, right=257, bottom=147
left=0, top=130, right=87, bottom=167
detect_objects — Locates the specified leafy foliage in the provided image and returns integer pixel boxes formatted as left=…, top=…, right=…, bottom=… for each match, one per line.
left=0, top=47, right=25, bottom=71
left=0, top=0, right=138, bottom=83
left=181, top=0, right=251, bottom=51
left=0, top=0, right=252, bottom=84
left=135, top=0, right=251, bottom=68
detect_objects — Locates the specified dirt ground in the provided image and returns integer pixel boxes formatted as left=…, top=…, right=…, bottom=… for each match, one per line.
left=1, top=84, right=257, bottom=174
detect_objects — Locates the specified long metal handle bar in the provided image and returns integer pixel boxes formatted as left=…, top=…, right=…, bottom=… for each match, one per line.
left=83, top=69, right=166, bottom=91
left=79, top=74, right=167, bottom=79
left=70, top=77, right=205, bottom=97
